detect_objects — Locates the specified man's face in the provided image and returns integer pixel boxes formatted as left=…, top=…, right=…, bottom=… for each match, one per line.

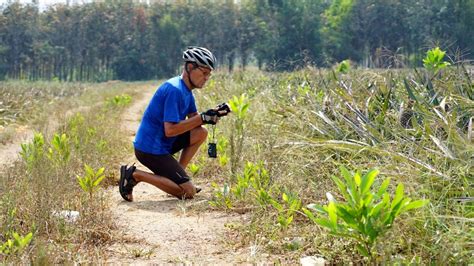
left=190, top=65, right=212, bottom=88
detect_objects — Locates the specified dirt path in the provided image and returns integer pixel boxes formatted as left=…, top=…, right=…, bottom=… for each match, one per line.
left=106, top=85, right=261, bottom=264
left=0, top=125, right=34, bottom=168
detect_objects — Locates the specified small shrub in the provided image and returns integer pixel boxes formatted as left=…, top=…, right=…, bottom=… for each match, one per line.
left=209, top=182, right=233, bottom=209
left=270, top=192, right=301, bottom=229
left=423, top=47, right=450, bottom=73
left=188, top=163, right=200, bottom=176
left=229, top=94, right=249, bottom=175
left=303, top=166, right=428, bottom=260
left=336, top=60, right=351, bottom=74
left=210, top=161, right=271, bottom=210
left=47, top=133, right=70, bottom=166
left=19, top=132, right=45, bottom=172
left=0, top=232, right=33, bottom=256
left=77, top=164, right=106, bottom=199
left=217, top=136, right=229, bottom=167
left=106, top=94, right=132, bottom=108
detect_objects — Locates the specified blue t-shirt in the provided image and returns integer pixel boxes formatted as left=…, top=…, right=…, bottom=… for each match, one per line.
left=133, top=76, right=197, bottom=155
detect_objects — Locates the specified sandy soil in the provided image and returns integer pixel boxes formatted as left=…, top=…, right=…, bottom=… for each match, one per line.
left=0, top=125, right=34, bottom=168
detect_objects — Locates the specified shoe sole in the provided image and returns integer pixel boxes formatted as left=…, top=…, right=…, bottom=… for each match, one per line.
left=119, top=165, right=131, bottom=202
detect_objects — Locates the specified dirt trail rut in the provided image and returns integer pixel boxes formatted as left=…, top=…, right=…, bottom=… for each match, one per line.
left=106, top=85, right=259, bottom=264
left=0, top=126, right=34, bottom=168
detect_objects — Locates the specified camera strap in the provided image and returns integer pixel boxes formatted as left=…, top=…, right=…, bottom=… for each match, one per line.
left=211, top=124, right=216, bottom=143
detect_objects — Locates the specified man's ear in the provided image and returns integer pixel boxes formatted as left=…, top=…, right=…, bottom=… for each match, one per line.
left=185, top=62, right=196, bottom=72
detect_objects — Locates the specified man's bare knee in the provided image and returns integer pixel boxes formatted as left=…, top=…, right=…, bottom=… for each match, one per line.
left=192, top=126, right=208, bottom=144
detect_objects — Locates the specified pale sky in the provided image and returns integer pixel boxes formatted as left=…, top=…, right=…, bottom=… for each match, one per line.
left=0, top=0, right=86, bottom=10
left=0, top=0, right=151, bottom=10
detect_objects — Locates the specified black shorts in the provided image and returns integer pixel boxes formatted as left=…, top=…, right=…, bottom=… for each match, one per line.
left=134, top=131, right=191, bottom=185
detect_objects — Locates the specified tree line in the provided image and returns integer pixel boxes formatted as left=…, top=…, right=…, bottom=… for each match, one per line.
left=0, top=0, right=473, bottom=81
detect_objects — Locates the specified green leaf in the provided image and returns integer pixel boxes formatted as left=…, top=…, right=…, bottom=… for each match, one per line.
left=369, top=197, right=388, bottom=219
left=401, top=199, right=429, bottom=212
left=354, top=171, right=361, bottom=187
left=331, top=175, right=351, bottom=203
left=363, top=193, right=373, bottom=207
left=85, top=164, right=94, bottom=177
left=302, top=208, right=317, bottom=223
left=328, top=201, right=337, bottom=228
left=376, top=178, right=390, bottom=198
left=392, top=198, right=410, bottom=217
left=366, top=222, right=379, bottom=244
left=356, top=244, right=370, bottom=257
left=77, top=176, right=88, bottom=192
left=360, top=169, right=378, bottom=195
left=96, top=167, right=105, bottom=177
left=391, top=183, right=405, bottom=210
left=270, top=199, right=283, bottom=211
left=340, top=166, right=353, bottom=186
left=340, top=166, right=359, bottom=205
left=306, top=204, right=327, bottom=214
left=92, top=174, right=106, bottom=188
left=336, top=205, right=357, bottom=225
left=315, top=218, right=334, bottom=230
left=403, top=78, right=418, bottom=102
left=290, top=199, right=301, bottom=211
left=282, top=193, right=289, bottom=202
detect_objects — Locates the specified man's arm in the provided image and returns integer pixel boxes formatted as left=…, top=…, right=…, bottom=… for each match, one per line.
left=164, top=115, right=202, bottom=137
left=187, top=112, right=199, bottom=118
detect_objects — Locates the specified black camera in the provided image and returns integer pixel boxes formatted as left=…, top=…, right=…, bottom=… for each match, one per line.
left=216, top=103, right=231, bottom=117
left=208, top=142, right=217, bottom=158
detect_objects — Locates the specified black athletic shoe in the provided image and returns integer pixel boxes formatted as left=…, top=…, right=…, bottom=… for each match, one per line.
left=119, top=164, right=137, bottom=202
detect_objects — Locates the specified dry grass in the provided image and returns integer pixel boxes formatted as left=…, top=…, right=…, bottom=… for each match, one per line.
left=0, top=80, right=147, bottom=263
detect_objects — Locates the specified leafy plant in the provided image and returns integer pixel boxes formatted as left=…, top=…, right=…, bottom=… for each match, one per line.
left=303, top=166, right=429, bottom=259
left=403, top=47, right=451, bottom=106
left=270, top=192, right=301, bottom=229
left=210, top=161, right=271, bottom=210
left=336, top=59, right=351, bottom=74
left=423, top=47, right=450, bottom=73
left=0, top=232, right=33, bottom=255
left=219, top=154, right=229, bottom=167
left=77, top=164, right=106, bottom=199
left=47, top=133, right=70, bottom=166
left=19, top=132, right=45, bottom=172
left=231, top=161, right=270, bottom=200
left=209, top=182, right=233, bottom=209
left=217, top=136, right=229, bottom=167
left=106, top=94, right=132, bottom=108
left=229, top=93, right=250, bottom=121
left=229, top=93, right=249, bottom=174
left=188, top=163, right=200, bottom=176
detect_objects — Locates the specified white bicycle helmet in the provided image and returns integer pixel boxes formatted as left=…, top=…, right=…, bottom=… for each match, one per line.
left=183, top=46, right=217, bottom=70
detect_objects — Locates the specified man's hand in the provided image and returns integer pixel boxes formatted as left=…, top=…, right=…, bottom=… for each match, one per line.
left=215, top=103, right=231, bottom=117
left=200, top=109, right=219, bottom=125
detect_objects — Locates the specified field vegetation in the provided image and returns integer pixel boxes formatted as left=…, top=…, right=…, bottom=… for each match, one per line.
left=0, top=81, right=147, bottom=263
left=0, top=53, right=472, bottom=263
